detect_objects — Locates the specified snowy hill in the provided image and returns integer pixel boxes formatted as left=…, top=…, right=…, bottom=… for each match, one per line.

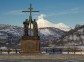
left=0, top=24, right=84, bottom=47
left=37, top=14, right=70, bottom=31
left=55, top=23, right=70, bottom=31
left=59, top=25, right=84, bottom=46
left=0, top=24, right=66, bottom=47
left=0, top=24, right=23, bottom=48
left=39, top=27, right=65, bottom=46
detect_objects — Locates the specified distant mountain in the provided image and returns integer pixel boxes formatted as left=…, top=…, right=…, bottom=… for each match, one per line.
left=39, top=27, right=65, bottom=47
left=0, top=24, right=84, bottom=48
left=58, top=24, right=84, bottom=46
left=0, top=24, right=23, bottom=48
left=0, top=24, right=23, bottom=35
left=0, top=24, right=65, bottom=47
left=37, top=16, right=54, bottom=28
left=37, top=14, right=70, bottom=31
left=55, top=23, right=70, bottom=31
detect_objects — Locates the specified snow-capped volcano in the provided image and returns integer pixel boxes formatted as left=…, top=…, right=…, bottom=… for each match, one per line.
left=37, top=14, right=70, bottom=31
left=55, top=23, right=70, bottom=31
left=37, top=14, right=54, bottom=28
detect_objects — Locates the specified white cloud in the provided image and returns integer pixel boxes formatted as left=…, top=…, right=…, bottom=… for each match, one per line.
left=47, top=7, right=79, bottom=17
left=70, top=7, right=79, bottom=11
left=5, top=10, right=25, bottom=15
left=4, top=7, right=79, bottom=17
left=4, top=10, right=40, bottom=18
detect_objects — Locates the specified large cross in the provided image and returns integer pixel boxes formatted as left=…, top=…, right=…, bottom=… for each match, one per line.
left=22, top=4, right=39, bottom=36
left=22, top=4, right=39, bottom=20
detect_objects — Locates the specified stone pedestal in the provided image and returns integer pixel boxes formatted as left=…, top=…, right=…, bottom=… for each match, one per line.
left=21, top=4, right=40, bottom=53
left=21, top=36, right=40, bottom=53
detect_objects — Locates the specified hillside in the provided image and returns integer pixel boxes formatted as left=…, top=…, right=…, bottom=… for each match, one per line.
left=58, top=24, right=84, bottom=46
left=0, top=24, right=65, bottom=48
left=0, top=24, right=84, bottom=48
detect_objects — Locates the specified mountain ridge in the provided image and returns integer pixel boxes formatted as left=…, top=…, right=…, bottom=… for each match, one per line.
left=37, top=15, right=71, bottom=31
left=0, top=24, right=65, bottom=47
left=0, top=24, right=84, bottom=48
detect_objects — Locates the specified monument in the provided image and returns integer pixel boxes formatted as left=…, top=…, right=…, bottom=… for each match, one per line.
left=21, top=4, right=40, bottom=53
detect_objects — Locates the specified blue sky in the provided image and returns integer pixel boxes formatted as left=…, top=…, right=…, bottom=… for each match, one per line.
left=0, top=0, right=84, bottom=28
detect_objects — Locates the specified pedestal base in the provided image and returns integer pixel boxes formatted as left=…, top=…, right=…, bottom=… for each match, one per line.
left=21, top=39, right=40, bottom=53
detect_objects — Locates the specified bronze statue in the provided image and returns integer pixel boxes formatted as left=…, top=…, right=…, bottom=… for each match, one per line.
left=22, top=3, right=39, bottom=37
left=23, top=19, right=29, bottom=36
left=21, top=4, right=40, bottom=53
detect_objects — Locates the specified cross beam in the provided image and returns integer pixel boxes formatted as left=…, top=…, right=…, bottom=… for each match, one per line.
left=22, top=4, right=39, bottom=19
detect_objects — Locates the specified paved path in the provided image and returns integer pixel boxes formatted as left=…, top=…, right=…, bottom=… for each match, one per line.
left=0, top=54, right=84, bottom=60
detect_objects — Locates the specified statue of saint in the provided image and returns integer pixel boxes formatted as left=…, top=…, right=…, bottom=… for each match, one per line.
left=23, top=19, right=28, bottom=36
